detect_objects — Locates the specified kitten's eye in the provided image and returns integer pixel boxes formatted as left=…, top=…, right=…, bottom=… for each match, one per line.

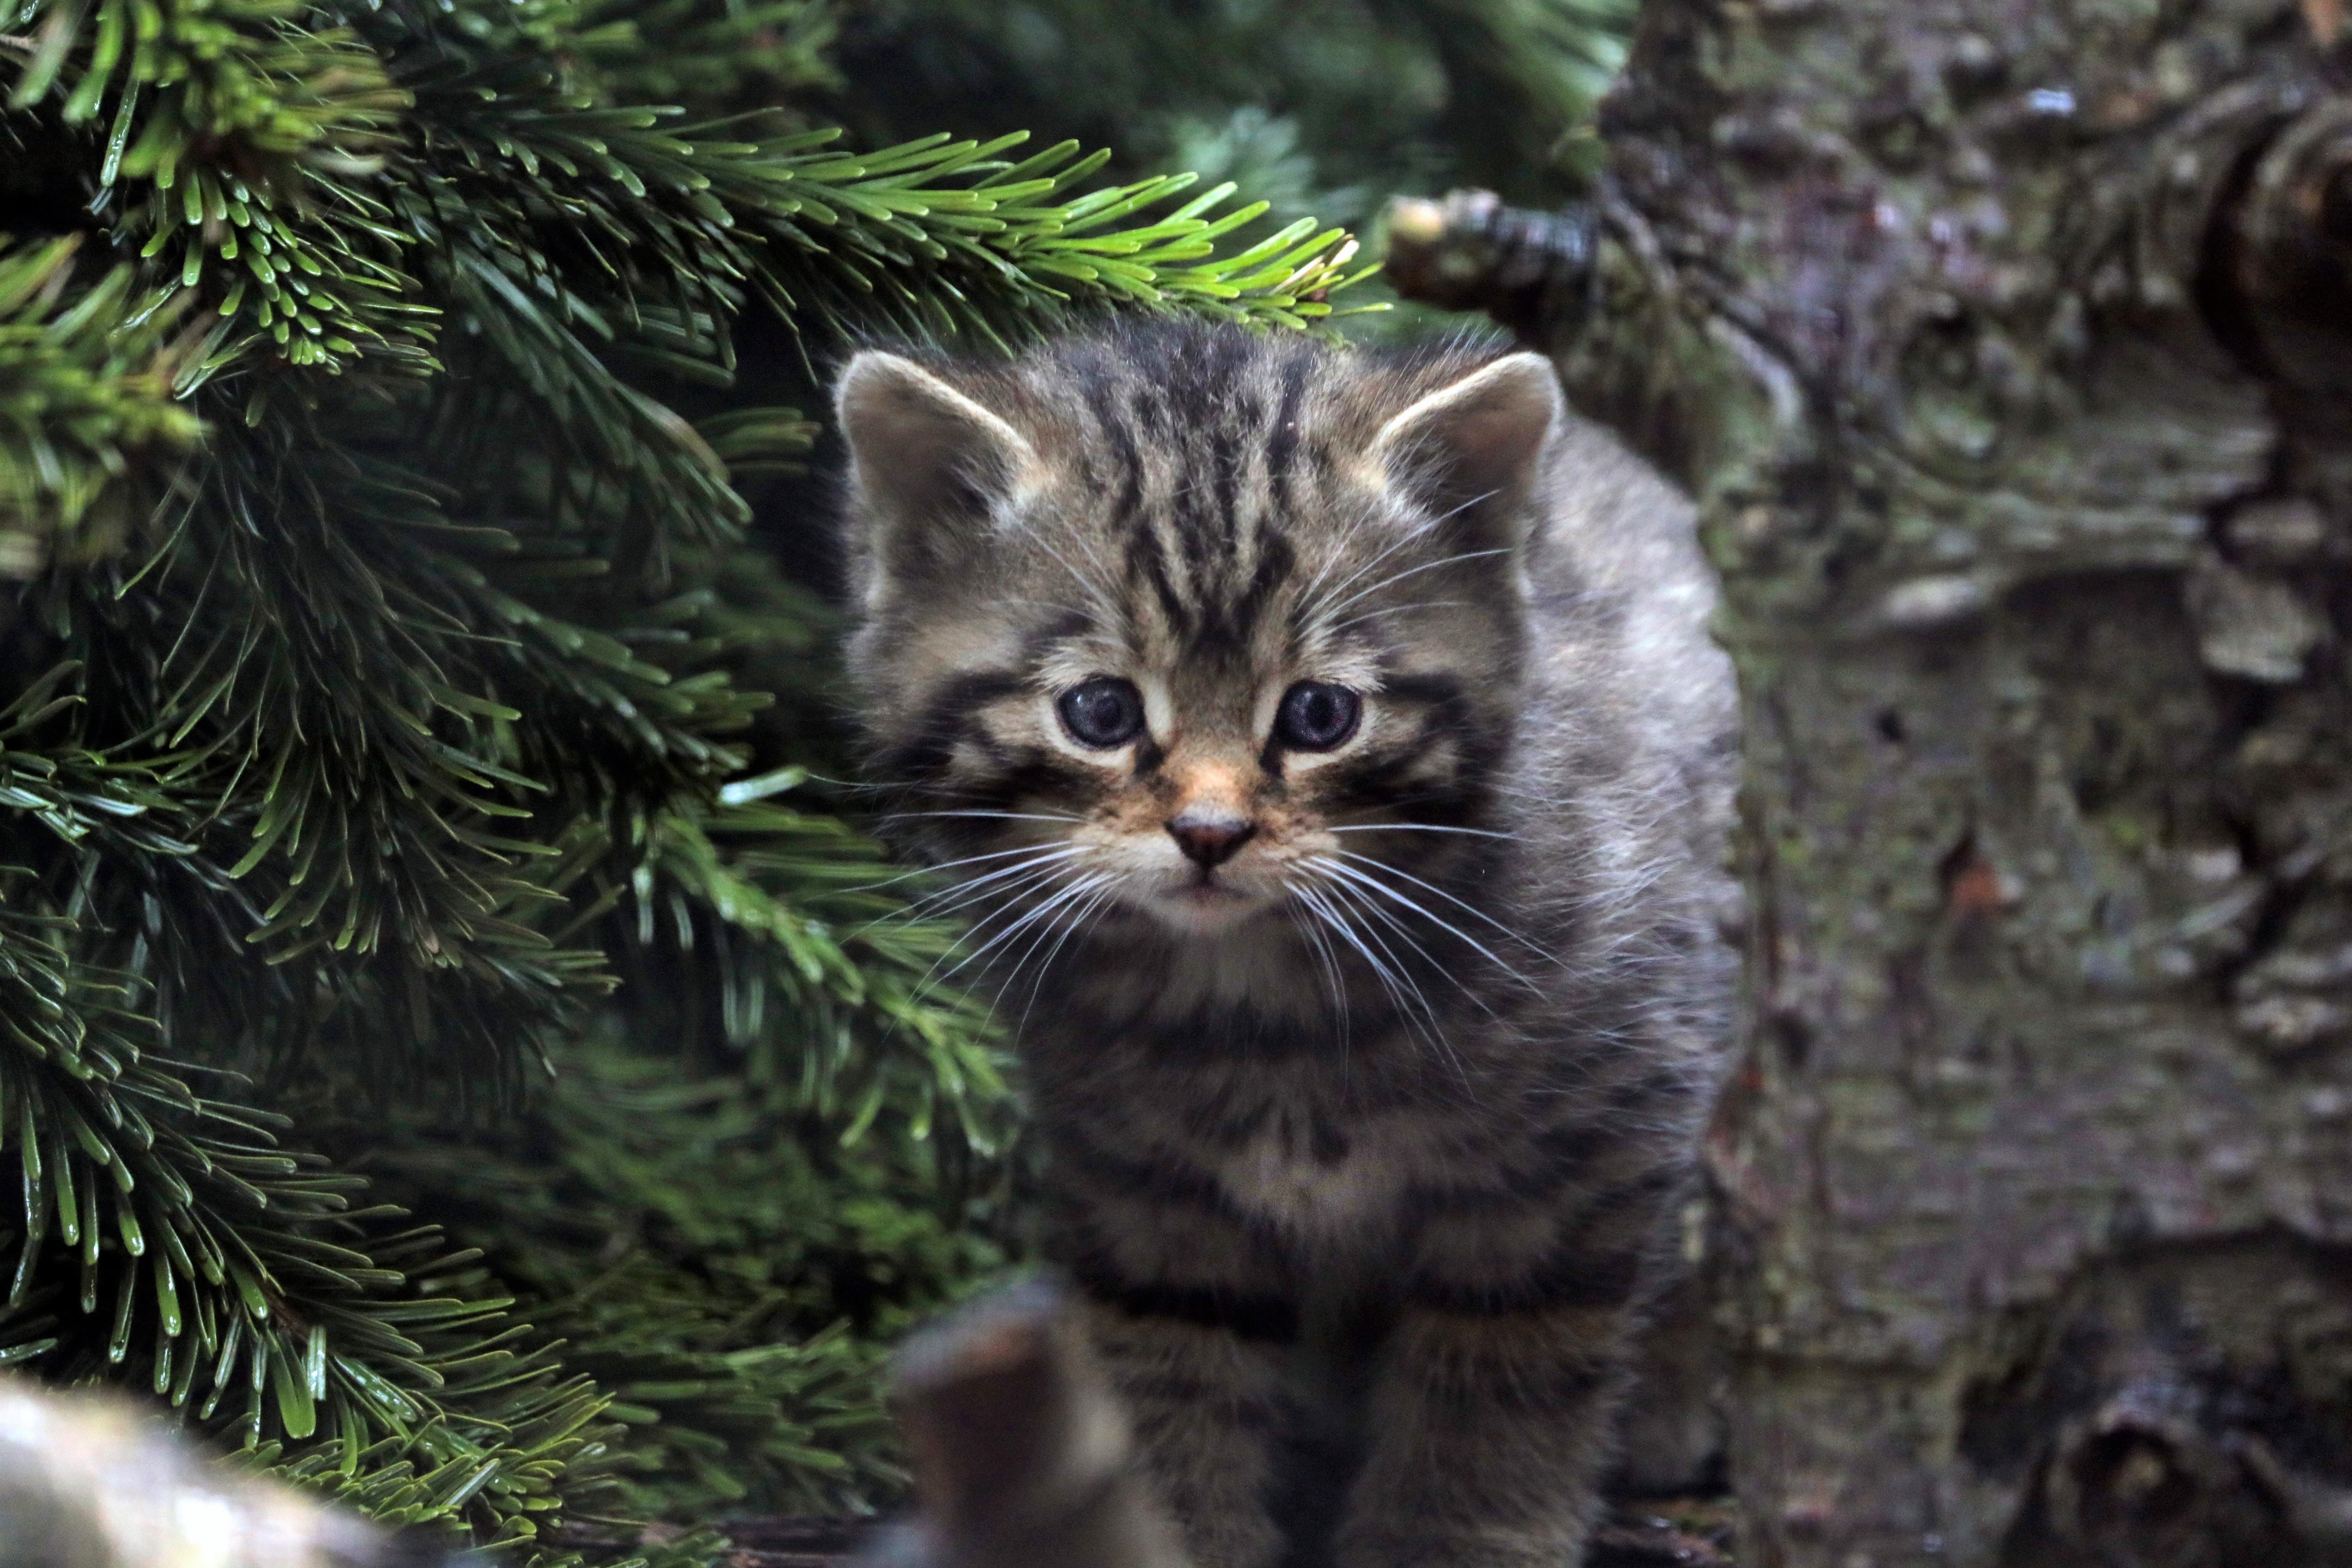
left=1057, top=678, right=1148, bottom=749
left=1275, top=682, right=1362, bottom=751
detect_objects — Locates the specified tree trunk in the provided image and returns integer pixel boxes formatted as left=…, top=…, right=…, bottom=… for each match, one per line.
left=1460, top=2, right=2352, bottom=1563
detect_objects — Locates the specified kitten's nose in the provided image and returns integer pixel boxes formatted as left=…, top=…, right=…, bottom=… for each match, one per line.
left=1167, top=810, right=1256, bottom=870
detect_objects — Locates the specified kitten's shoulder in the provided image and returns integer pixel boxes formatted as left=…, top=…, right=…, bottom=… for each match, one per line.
left=1522, top=403, right=1738, bottom=870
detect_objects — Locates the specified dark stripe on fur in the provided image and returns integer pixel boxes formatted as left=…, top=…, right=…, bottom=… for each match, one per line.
left=1074, top=1266, right=1303, bottom=1345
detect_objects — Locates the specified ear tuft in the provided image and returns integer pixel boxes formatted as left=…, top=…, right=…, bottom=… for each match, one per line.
left=1370, top=352, right=1562, bottom=540
left=836, top=351, right=1038, bottom=591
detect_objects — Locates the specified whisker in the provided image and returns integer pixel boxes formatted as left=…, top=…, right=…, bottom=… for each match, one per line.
left=1313, top=877, right=1470, bottom=1082
left=956, top=883, right=1117, bottom=1019
left=1323, top=867, right=1504, bottom=1023
left=1012, top=881, right=1122, bottom=1041
left=1300, top=521, right=1422, bottom=618
left=999, top=873, right=1108, bottom=991
left=1312, top=856, right=1544, bottom=994
left=1325, top=823, right=1516, bottom=841
left=1319, top=547, right=1511, bottom=622
left=836, top=841, right=1085, bottom=899
left=875, top=851, right=1082, bottom=926
left=1327, top=599, right=1469, bottom=633
left=873, top=848, right=1085, bottom=927
left=1328, top=849, right=1561, bottom=964
left=878, top=808, right=1091, bottom=828
left=932, top=873, right=1115, bottom=996
left=1300, top=485, right=1496, bottom=618
left=1296, top=879, right=1448, bottom=1062
left=887, top=861, right=1079, bottom=1002
left=899, top=890, right=1051, bottom=1013
left=1291, top=885, right=1405, bottom=1020
left=1053, top=517, right=1127, bottom=606
left=1285, top=898, right=1350, bottom=1048
left=1031, top=534, right=1125, bottom=629
left=1300, top=487, right=1504, bottom=620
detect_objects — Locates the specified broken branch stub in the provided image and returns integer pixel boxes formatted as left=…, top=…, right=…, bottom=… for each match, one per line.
left=1383, top=190, right=1600, bottom=343
left=860, top=1278, right=1189, bottom=1568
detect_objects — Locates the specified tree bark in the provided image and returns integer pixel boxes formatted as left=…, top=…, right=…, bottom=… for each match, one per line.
left=1437, top=2, right=2352, bottom=1564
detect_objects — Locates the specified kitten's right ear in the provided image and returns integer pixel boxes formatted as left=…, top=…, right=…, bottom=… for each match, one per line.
left=835, top=351, right=1038, bottom=592
left=1369, top=352, right=1560, bottom=553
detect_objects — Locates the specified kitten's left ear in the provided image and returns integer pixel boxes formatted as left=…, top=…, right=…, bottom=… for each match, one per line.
left=1370, top=352, right=1562, bottom=549
left=835, top=350, right=1039, bottom=600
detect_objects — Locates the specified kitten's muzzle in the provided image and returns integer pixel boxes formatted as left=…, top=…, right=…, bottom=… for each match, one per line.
left=1166, top=810, right=1256, bottom=870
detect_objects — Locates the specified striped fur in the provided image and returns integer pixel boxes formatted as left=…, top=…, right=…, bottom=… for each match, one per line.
left=837, top=321, right=1738, bottom=1568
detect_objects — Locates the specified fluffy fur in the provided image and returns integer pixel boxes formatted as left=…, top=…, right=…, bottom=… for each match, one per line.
left=836, top=320, right=1737, bottom=1568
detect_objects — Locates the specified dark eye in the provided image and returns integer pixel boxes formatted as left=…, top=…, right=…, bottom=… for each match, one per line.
left=1275, top=682, right=1362, bottom=751
left=1057, top=677, right=1147, bottom=749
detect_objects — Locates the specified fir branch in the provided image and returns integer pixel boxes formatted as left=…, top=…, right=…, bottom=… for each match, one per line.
left=0, top=0, right=1378, bottom=1544
left=396, top=43, right=1372, bottom=345
left=5, top=0, right=430, bottom=377
left=0, top=881, right=644, bottom=1560
left=0, top=240, right=205, bottom=579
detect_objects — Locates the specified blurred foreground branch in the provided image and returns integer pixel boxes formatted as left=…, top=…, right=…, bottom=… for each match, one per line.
left=0, top=1376, right=436, bottom=1568
left=857, top=1281, right=1187, bottom=1568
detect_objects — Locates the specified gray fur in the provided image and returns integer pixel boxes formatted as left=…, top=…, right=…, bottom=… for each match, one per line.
left=837, top=320, right=1738, bottom=1568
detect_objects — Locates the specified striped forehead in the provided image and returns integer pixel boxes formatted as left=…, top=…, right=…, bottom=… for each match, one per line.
left=1053, top=337, right=1324, bottom=658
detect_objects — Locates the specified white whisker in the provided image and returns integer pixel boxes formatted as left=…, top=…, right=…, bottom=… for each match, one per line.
left=1329, top=849, right=1561, bottom=963
left=1321, top=865, right=1504, bottom=1024
left=1031, top=533, right=1125, bottom=630
left=837, top=841, right=1084, bottom=899
left=878, top=847, right=1086, bottom=927
left=1319, top=547, right=1510, bottom=622
left=1321, top=876, right=1472, bottom=1083
left=1299, top=486, right=1505, bottom=622
left=1295, top=879, right=1452, bottom=1070
left=1325, top=823, right=1515, bottom=841
left=1300, top=482, right=1496, bottom=617
left=880, top=808, right=1091, bottom=828
left=1012, top=881, right=1122, bottom=1041
left=1312, top=855, right=1544, bottom=994
left=887, top=860, right=1083, bottom=1002
left=1285, top=896, right=1351, bottom=1049
left=1299, top=519, right=1421, bottom=618
left=933, top=873, right=1115, bottom=995
left=1327, top=599, right=1469, bottom=633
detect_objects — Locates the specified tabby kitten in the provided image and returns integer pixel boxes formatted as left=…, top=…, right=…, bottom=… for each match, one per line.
left=836, top=321, right=1737, bottom=1568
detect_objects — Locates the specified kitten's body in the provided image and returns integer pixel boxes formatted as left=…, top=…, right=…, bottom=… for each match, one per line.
left=838, top=323, right=1736, bottom=1568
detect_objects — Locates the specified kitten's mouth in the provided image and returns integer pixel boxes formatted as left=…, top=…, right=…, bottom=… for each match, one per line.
left=1144, top=875, right=1268, bottom=932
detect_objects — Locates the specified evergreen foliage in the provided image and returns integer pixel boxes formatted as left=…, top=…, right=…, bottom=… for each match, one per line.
left=831, top=0, right=1637, bottom=333
left=0, top=0, right=1368, bottom=1558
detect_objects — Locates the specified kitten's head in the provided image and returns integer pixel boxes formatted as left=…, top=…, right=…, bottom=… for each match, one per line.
left=836, top=322, right=1558, bottom=943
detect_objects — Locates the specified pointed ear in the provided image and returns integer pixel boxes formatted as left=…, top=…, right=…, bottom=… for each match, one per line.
left=836, top=350, right=1039, bottom=595
left=1369, top=352, right=1561, bottom=547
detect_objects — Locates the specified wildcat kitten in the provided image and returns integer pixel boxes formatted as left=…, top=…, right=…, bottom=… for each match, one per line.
left=836, top=321, right=1737, bottom=1568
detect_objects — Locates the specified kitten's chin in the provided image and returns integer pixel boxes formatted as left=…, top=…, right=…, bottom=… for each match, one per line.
left=1136, top=881, right=1279, bottom=936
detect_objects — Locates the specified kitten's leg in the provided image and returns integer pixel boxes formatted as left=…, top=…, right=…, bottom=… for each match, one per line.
left=1076, top=1296, right=1291, bottom=1568
left=1331, top=1169, right=1677, bottom=1568
left=1050, top=1166, right=1298, bottom=1568
left=1331, top=1299, right=1636, bottom=1568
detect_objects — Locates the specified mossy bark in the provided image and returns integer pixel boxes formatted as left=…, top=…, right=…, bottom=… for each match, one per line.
left=1544, top=2, right=2352, bottom=1564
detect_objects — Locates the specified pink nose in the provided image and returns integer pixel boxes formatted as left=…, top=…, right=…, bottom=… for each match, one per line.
left=1168, top=811, right=1256, bottom=869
